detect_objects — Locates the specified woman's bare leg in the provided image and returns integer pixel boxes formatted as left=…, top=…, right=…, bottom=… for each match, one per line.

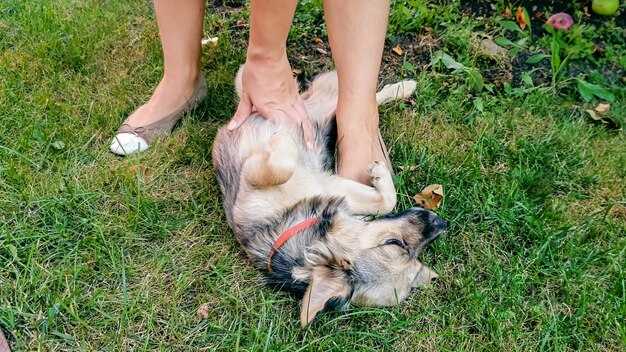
left=228, top=0, right=315, bottom=149
left=323, top=0, right=391, bottom=184
left=124, top=0, right=205, bottom=127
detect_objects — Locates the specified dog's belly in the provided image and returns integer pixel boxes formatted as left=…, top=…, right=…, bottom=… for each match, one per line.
left=233, top=167, right=327, bottom=225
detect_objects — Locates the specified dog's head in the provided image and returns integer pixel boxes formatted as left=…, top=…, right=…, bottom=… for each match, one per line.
left=293, top=207, right=445, bottom=327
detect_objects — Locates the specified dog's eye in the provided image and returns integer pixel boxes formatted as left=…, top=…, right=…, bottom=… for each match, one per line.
left=384, top=238, right=406, bottom=248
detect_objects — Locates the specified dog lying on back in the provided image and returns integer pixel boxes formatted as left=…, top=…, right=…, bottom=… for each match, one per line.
left=212, top=68, right=446, bottom=327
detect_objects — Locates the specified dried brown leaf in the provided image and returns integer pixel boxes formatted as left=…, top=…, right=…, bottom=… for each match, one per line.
left=480, top=38, right=508, bottom=57
left=595, top=103, right=610, bottom=113
left=236, top=19, right=246, bottom=29
left=392, top=44, right=403, bottom=56
left=315, top=47, right=328, bottom=55
left=504, top=6, right=513, bottom=17
left=312, top=37, right=323, bottom=44
left=586, top=109, right=601, bottom=121
left=201, top=37, right=218, bottom=46
left=196, top=302, right=217, bottom=320
left=413, top=184, right=444, bottom=210
left=516, top=6, right=527, bottom=30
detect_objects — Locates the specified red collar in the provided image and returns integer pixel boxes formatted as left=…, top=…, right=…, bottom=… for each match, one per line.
left=268, top=217, right=321, bottom=272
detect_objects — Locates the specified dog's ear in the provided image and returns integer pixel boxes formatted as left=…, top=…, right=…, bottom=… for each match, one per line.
left=235, top=65, right=244, bottom=98
left=412, top=262, right=439, bottom=288
left=300, top=266, right=352, bottom=327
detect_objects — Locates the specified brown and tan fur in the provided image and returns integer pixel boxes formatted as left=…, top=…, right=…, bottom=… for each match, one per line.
left=212, top=68, right=446, bottom=327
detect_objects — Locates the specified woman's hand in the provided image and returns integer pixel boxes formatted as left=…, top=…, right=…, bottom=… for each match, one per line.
left=227, top=54, right=315, bottom=150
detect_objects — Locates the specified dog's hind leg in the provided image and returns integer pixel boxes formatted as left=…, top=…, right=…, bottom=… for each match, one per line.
left=324, top=161, right=397, bottom=215
left=241, top=131, right=299, bottom=187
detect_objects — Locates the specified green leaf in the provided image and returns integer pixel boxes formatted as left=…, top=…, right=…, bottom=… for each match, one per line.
left=473, top=97, right=484, bottom=112
left=430, top=51, right=466, bottom=70
left=497, top=20, right=522, bottom=32
left=516, top=37, right=529, bottom=47
left=8, top=244, right=18, bottom=261
left=508, top=47, right=520, bottom=57
left=576, top=79, right=615, bottom=102
left=494, top=37, right=515, bottom=47
left=503, top=82, right=512, bottom=95
left=466, top=68, right=484, bottom=92
left=403, top=61, right=415, bottom=74
left=521, top=72, right=534, bottom=87
left=525, top=54, right=550, bottom=64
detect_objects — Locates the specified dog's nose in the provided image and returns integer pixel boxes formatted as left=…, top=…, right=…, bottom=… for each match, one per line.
left=410, top=208, right=446, bottom=239
left=431, top=216, right=446, bottom=232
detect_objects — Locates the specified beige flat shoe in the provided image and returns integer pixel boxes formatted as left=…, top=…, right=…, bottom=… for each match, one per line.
left=110, top=77, right=208, bottom=156
left=377, top=130, right=393, bottom=173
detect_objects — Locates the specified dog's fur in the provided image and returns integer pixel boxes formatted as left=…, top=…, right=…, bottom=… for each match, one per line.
left=212, top=68, right=446, bottom=327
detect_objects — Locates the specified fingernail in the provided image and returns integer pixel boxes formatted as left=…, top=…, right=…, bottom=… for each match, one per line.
left=227, top=120, right=237, bottom=130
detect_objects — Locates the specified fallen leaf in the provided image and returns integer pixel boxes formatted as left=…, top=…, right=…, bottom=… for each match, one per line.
left=586, top=109, right=602, bottom=121
left=504, top=6, right=512, bottom=17
left=595, top=103, right=610, bottom=113
left=236, top=19, right=246, bottom=29
left=413, top=184, right=444, bottom=210
left=196, top=302, right=217, bottom=320
left=479, top=38, right=508, bottom=57
left=593, top=44, right=606, bottom=54
left=311, top=37, right=323, bottom=44
left=516, top=6, right=527, bottom=30
left=52, top=141, right=65, bottom=150
left=315, top=47, right=328, bottom=55
left=608, top=204, right=626, bottom=220
left=534, top=11, right=543, bottom=19
left=392, top=44, right=403, bottom=56
left=201, top=37, right=218, bottom=46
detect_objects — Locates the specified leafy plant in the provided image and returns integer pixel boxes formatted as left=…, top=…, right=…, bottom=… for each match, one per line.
left=537, top=23, right=595, bottom=86
left=388, top=0, right=458, bottom=39
left=494, top=20, right=530, bottom=57
left=430, top=50, right=484, bottom=92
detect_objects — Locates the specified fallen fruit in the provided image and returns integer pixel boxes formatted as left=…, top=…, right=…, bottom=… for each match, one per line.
left=591, top=0, right=619, bottom=16
left=546, top=13, right=574, bottom=31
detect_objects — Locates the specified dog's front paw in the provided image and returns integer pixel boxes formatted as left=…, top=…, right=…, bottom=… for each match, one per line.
left=367, top=161, right=397, bottom=213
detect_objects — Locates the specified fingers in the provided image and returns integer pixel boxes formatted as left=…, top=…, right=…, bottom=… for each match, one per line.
left=300, top=118, right=316, bottom=150
left=228, top=94, right=253, bottom=130
left=258, top=102, right=315, bottom=150
left=294, top=96, right=316, bottom=150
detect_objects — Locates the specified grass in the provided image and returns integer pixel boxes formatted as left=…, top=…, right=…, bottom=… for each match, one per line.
left=1, top=0, right=625, bottom=350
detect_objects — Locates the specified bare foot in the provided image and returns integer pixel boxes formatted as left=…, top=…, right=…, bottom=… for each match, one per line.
left=336, top=103, right=387, bottom=185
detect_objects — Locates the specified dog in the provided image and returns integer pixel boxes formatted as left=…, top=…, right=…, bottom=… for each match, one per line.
left=212, top=68, right=446, bottom=327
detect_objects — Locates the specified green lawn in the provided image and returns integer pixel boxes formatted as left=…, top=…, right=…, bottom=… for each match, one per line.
left=1, top=0, right=625, bottom=350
